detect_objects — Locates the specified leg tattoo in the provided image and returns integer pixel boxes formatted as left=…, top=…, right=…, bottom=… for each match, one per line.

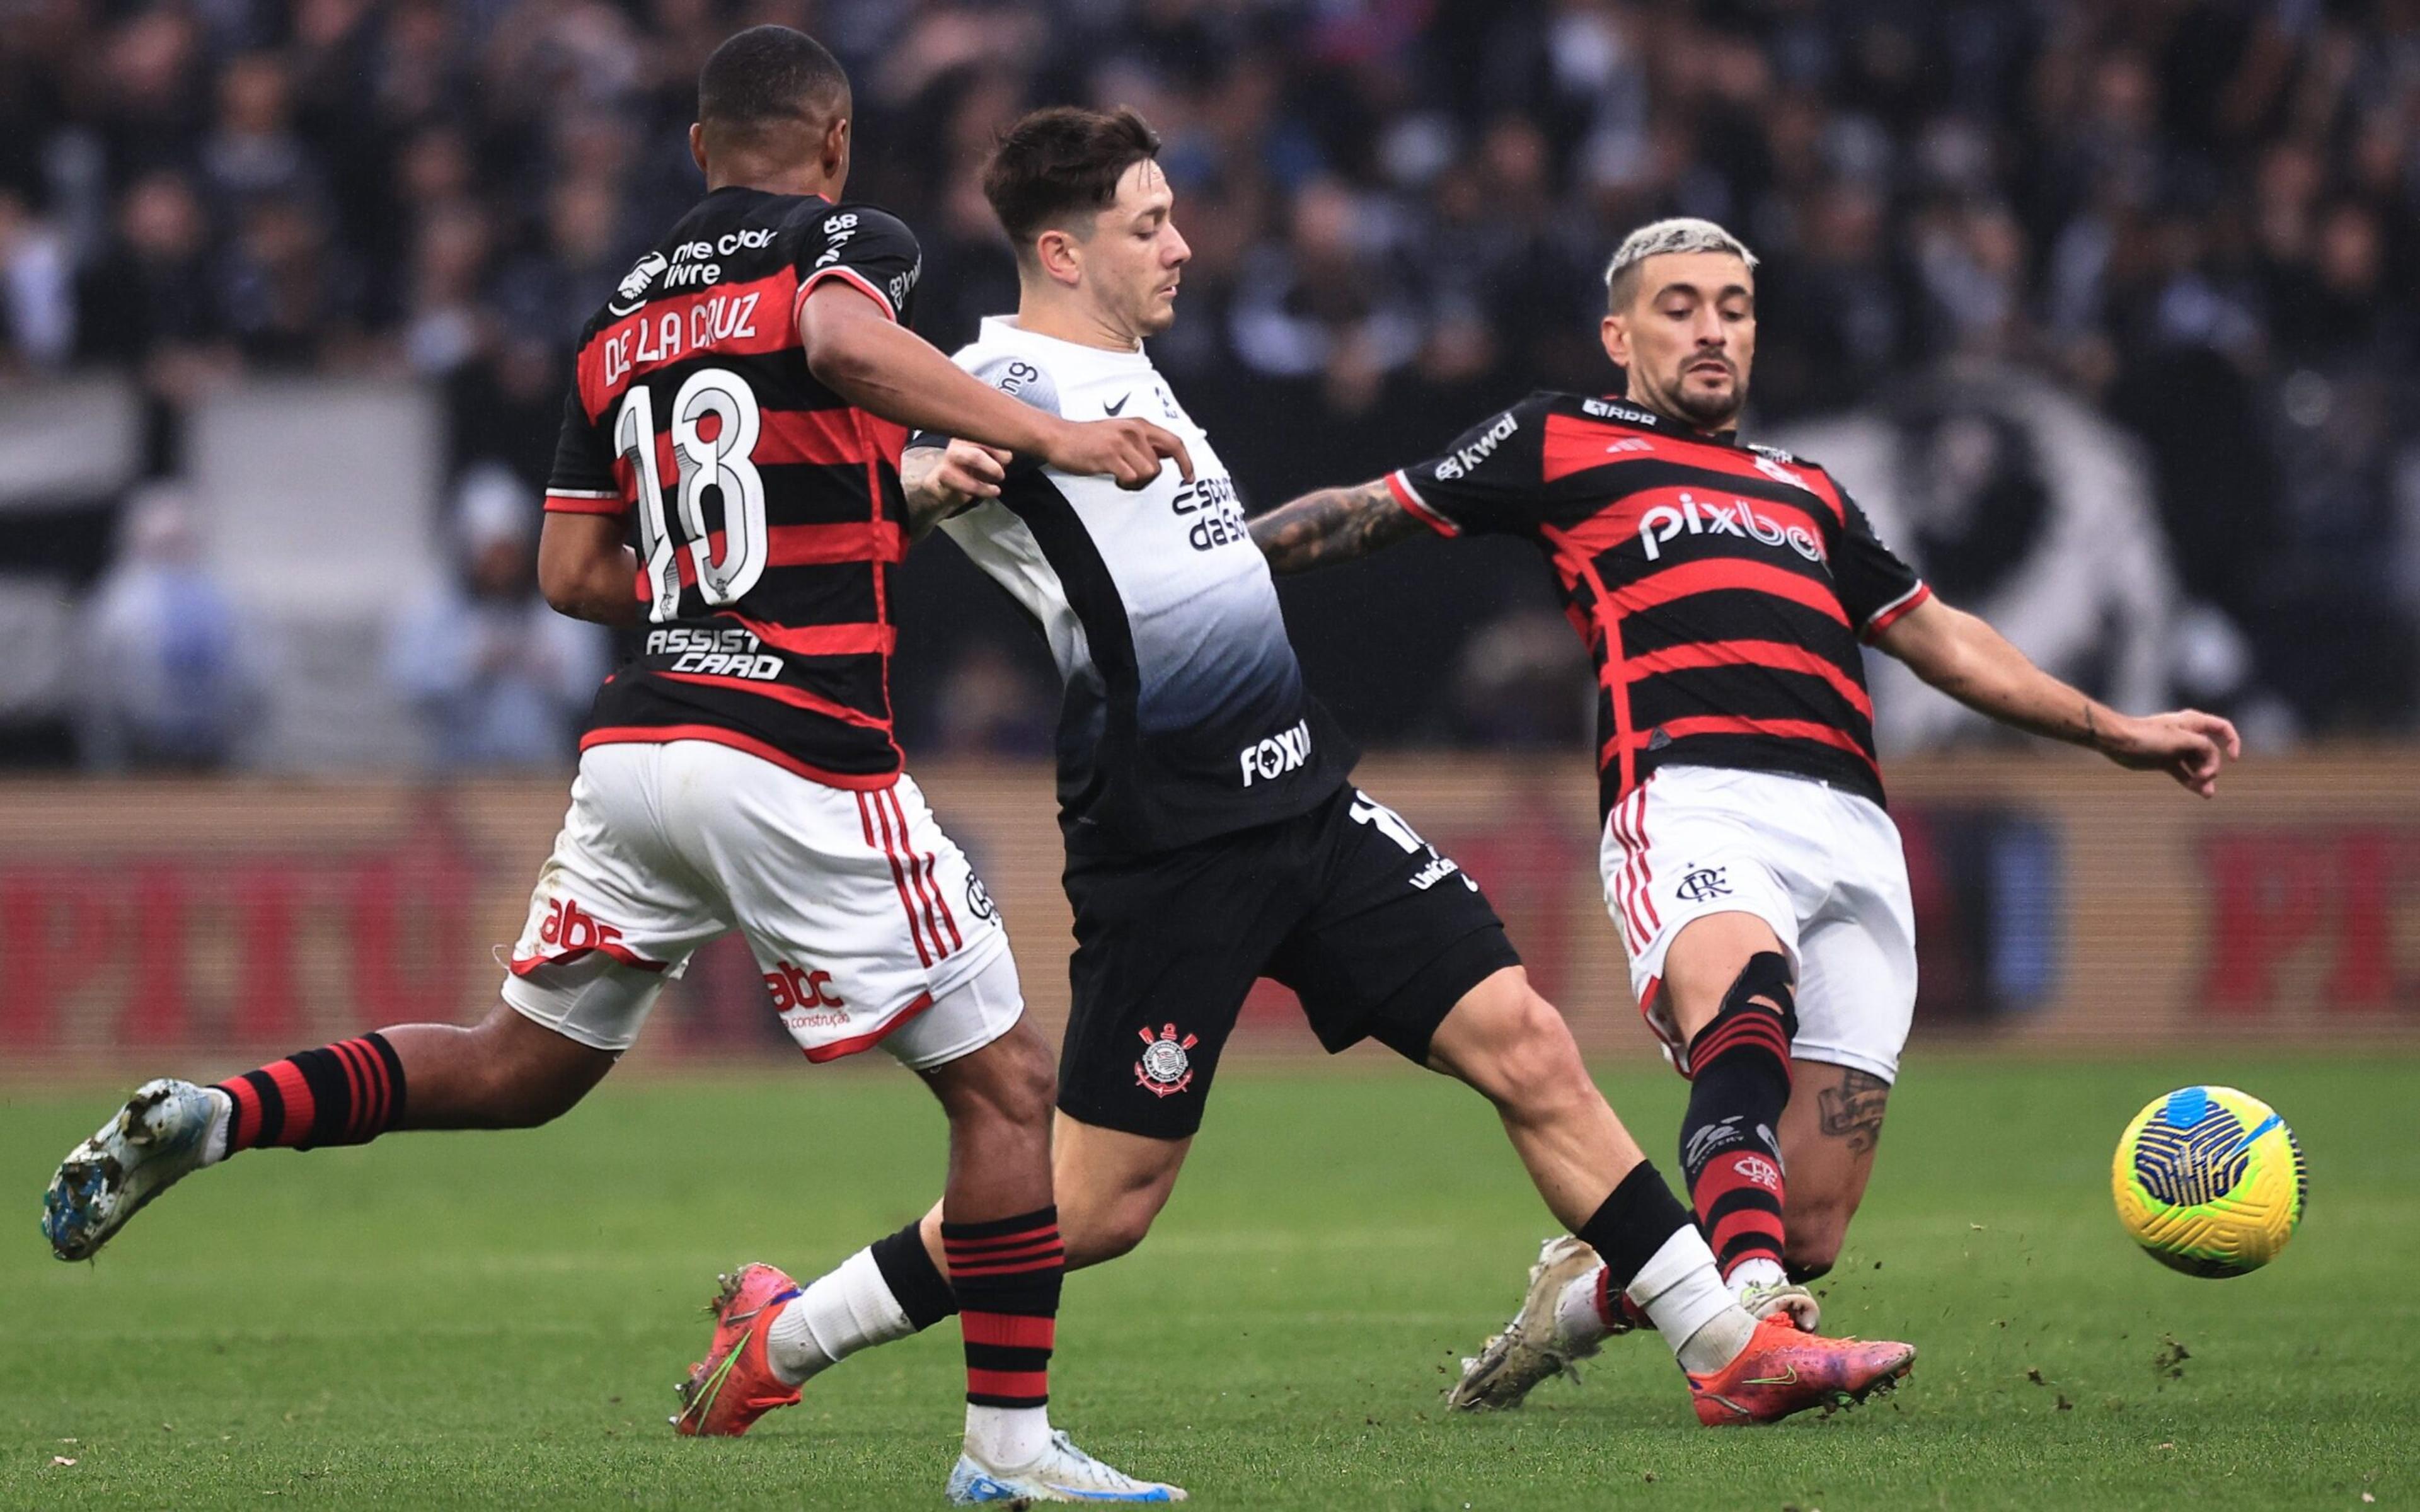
left=1816, top=1069, right=1889, bottom=1155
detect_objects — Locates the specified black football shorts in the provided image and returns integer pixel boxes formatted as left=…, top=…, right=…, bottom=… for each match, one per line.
left=1055, top=782, right=1519, bottom=1140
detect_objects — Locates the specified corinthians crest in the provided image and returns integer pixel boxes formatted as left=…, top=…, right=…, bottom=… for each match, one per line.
left=1134, top=1024, right=1199, bottom=1097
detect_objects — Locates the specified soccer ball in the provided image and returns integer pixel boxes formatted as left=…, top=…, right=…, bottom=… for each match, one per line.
left=2112, top=1085, right=2305, bottom=1278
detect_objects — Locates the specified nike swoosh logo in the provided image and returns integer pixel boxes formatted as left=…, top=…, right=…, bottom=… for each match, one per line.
left=1103, top=393, right=1130, bottom=415
left=1743, top=1365, right=1799, bottom=1387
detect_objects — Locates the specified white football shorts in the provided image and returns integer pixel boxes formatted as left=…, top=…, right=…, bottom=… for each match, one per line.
left=1602, top=764, right=1916, bottom=1084
left=501, top=740, right=1016, bottom=1070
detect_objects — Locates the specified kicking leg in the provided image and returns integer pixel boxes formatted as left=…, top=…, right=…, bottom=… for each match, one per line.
left=1433, top=965, right=1911, bottom=1422
left=1778, top=1059, right=1890, bottom=1282
left=1427, top=966, right=1754, bottom=1395
left=43, top=999, right=618, bottom=1261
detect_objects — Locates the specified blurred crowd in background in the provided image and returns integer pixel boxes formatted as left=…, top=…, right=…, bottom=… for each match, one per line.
left=3, top=0, right=2419, bottom=772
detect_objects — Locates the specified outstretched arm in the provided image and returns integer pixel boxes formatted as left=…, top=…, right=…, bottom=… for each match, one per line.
left=797, top=283, right=1190, bottom=488
left=1249, top=479, right=1427, bottom=575
left=1874, top=594, right=2240, bottom=797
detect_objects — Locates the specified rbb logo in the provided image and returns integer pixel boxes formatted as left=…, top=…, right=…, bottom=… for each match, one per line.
left=764, top=961, right=844, bottom=1011
left=537, top=897, right=623, bottom=953
left=1748, top=445, right=1808, bottom=490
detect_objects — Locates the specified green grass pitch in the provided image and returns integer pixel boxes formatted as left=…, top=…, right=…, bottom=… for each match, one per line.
left=3, top=1054, right=2411, bottom=1509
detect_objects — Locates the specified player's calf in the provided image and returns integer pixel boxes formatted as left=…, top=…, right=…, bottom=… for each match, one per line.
left=1674, top=950, right=1797, bottom=1292
left=1426, top=968, right=1642, bottom=1223
left=1776, top=1057, right=1893, bottom=1286
left=760, top=1113, right=1191, bottom=1394
left=1427, top=975, right=1775, bottom=1404
left=1783, top=1200, right=1852, bottom=1283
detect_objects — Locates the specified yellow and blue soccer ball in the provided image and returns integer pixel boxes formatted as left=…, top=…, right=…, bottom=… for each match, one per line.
left=2112, top=1085, right=2305, bottom=1277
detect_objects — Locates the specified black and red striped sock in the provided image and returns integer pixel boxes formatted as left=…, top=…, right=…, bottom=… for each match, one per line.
left=1679, top=953, right=1796, bottom=1281
left=942, top=1206, right=1062, bottom=1413
left=212, top=1033, right=408, bottom=1156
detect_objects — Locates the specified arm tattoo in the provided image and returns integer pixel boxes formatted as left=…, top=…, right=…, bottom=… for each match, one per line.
left=1816, top=1068, right=1890, bottom=1155
left=1248, top=479, right=1424, bottom=575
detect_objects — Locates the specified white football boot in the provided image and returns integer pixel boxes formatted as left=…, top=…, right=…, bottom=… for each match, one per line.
left=42, top=1079, right=223, bottom=1261
left=1446, top=1235, right=1627, bottom=1411
left=1735, top=1278, right=1822, bottom=1332
left=945, top=1430, right=1187, bottom=1504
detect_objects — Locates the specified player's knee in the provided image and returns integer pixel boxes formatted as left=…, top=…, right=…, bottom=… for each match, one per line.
left=1076, top=1198, right=1158, bottom=1264
left=973, top=1022, right=1057, bottom=1128
left=1457, top=986, right=1592, bottom=1114
left=992, top=1029, right=1057, bottom=1129
left=462, top=1007, right=601, bottom=1128
left=477, top=1051, right=594, bottom=1128
left=935, top=1022, right=1057, bottom=1133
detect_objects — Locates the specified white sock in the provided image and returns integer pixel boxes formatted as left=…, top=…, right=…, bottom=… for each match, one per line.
left=764, top=1247, right=914, bottom=1387
left=1625, top=1225, right=1757, bottom=1375
left=1728, top=1256, right=1787, bottom=1293
left=199, top=1089, right=234, bottom=1167
left=965, top=1403, right=1052, bottom=1469
left=1554, top=1267, right=1613, bottom=1348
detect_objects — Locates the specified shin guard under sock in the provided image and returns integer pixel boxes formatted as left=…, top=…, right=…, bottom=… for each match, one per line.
left=1679, top=951, right=1796, bottom=1281
left=212, top=1033, right=406, bottom=1154
left=945, top=1206, right=1063, bottom=1469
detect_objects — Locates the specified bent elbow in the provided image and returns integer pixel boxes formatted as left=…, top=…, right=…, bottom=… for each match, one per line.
left=803, top=343, right=861, bottom=392
left=803, top=322, right=878, bottom=394
left=536, top=559, right=591, bottom=620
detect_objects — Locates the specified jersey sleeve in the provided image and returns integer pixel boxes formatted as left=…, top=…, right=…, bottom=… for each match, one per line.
left=1834, top=490, right=1931, bottom=640
left=543, top=381, right=624, bottom=516
left=790, top=204, right=923, bottom=326
left=905, top=350, right=1059, bottom=472
left=1383, top=395, right=1555, bottom=539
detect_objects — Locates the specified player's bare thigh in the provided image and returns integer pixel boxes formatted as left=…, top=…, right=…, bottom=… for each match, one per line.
left=1775, top=1057, right=1889, bottom=1278
left=1657, top=910, right=1792, bottom=1041
left=921, top=1113, right=1193, bottom=1274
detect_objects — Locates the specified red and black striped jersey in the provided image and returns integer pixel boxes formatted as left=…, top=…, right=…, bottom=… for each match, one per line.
left=1388, top=391, right=1929, bottom=817
left=544, top=186, right=923, bottom=788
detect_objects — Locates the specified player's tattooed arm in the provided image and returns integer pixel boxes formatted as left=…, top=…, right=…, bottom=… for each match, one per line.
left=1875, top=594, right=2241, bottom=797
left=1249, top=479, right=1426, bottom=575
left=1817, top=1069, right=1890, bottom=1155
left=899, top=440, right=1010, bottom=540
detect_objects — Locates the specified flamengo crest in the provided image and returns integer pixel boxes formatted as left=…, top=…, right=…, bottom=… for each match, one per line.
left=1135, top=1024, right=1199, bottom=1097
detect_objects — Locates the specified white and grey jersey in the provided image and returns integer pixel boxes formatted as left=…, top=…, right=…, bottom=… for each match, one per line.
left=917, top=316, right=1352, bottom=853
